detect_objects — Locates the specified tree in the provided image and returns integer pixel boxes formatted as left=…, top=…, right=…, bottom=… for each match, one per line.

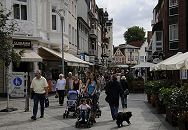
left=123, top=26, right=146, bottom=43
left=0, top=3, right=23, bottom=111
left=0, top=3, right=22, bottom=68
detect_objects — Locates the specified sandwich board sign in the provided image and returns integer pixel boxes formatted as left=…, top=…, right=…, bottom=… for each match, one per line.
left=10, top=72, right=26, bottom=97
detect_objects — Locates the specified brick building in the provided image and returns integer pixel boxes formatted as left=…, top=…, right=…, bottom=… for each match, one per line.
left=151, top=0, right=188, bottom=60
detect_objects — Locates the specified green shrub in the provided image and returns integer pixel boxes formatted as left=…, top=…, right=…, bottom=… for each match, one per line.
left=145, top=80, right=170, bottom=95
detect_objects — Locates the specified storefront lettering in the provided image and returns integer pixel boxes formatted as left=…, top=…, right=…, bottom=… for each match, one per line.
left=13, top=40, right=31, bottom=48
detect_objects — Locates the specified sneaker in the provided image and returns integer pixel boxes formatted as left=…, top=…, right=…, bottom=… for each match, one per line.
left=31, top=116, right=36, bottom=120
left=40, top=115, right=44, bottom=118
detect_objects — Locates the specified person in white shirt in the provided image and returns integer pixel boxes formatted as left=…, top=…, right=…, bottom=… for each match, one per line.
left=30, top=70, right=48, bottom=120
left=78, top=99, right=91, bottom=110
left=56, top=74, right=66, bottom=106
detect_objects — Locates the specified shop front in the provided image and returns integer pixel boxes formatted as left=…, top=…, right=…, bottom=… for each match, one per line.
left=38, top=47, right=91, bottom=92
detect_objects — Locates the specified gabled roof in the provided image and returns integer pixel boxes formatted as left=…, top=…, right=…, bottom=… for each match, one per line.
left=114, top=48, right=125, bottom=57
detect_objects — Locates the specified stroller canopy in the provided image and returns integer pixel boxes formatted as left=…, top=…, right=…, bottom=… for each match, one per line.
left=68, top=90, right=78, bottom=100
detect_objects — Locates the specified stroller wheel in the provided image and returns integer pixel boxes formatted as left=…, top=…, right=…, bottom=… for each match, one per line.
left=87, top=122, right=91, bottom=128
left=66, top=112, right=69, bottom=118
left=63, top=113, right=66, bottom=118
left=98, top=110, right=101, bottom=116
left=75, top=121, right=80, bottom=128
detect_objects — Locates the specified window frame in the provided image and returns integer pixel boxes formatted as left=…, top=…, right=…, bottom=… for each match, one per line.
left=169, top=24, right=178, bottom=42
left=169, top=0, right=178, bottom=7
left=13, top=0, right=28, bottom=20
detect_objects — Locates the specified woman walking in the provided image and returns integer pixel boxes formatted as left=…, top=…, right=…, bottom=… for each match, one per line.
left=85, top=73, right=99, bottom=123
left=120, top=76, right=129, bottom=110
left=73, top=74, right=80, bottom=91
left=56, top=74, right=66, bottom=106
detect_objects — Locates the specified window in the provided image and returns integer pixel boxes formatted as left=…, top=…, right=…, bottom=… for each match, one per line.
left=52, top=7, right=57, bottom=30
left=72, top=27, right=74, bottom=45
left=75, top=29, right=77, bottom=46
left=156, top=31, right=162, bottom=41
left=69, top=24, right=71, bottom=43
left=169, top=41, right=178, bottom=50
left=169, top=24, right=178, bottom=41
left=135, top=56, right=138, bottom=61
left=169, top=0, right=178, bottom=7
left=169, top=7, right=178, bottom=16
left=52, top=15, right=57, bottom=30
left=13, top=0, right=27, bottom=20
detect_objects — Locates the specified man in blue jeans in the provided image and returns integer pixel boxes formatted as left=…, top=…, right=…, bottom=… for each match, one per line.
left=30, top=70, right=48, bottom=120
left=105, top=74, right=122, bottom=120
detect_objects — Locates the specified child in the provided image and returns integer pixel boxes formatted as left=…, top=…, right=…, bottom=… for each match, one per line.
left=78, top=99, right=91, bottom=122
left=78, top=99, right=91, bottom=110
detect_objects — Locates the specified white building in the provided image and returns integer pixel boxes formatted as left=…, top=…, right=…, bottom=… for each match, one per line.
left=138, top=41, right=148, bottom=63
left=0, top=0, right=91, bottom=95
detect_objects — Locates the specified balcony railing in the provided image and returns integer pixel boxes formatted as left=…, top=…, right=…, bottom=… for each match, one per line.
left=89, top=49, right=97, bottom=56
left=89, top=29, right=97, bottom=38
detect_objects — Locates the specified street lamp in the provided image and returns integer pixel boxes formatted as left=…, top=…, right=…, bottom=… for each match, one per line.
left=53, top=9, right=64, bottom=74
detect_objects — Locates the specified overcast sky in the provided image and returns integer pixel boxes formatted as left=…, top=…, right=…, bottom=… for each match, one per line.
left=95, top=0, right=158, bottom=46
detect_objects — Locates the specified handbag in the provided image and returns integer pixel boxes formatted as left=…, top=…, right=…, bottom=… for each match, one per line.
left=124, top=89, right=129, bottom=95
left=45, top=98, right=49, bottom=108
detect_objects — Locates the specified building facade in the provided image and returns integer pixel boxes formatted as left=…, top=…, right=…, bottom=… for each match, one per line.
left=151, top=0, right=188, bottom=61
left=114, top=44, right=139, bottom=66
left=77, top=0, right=90, bottom=62
left=0, top=0, right=114, bottom=95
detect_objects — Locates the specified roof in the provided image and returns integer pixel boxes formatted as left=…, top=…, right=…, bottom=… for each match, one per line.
left=117, top=44, right=140, bottom=49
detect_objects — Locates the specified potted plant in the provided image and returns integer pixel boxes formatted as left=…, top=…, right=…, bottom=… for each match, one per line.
left=178, top=112, right=188, bottom=130
left=166, top=87, right=188, bottom=126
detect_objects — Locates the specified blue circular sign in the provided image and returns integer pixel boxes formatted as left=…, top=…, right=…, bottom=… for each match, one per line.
left=13, top=77, right=23, bottom=87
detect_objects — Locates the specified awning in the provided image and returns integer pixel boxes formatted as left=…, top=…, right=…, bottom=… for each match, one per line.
left=132, top=62, right=155, bottom=68
left=14, top=49, right=42, bottom=62
left=40, top=47, right=90, bottom=67
left=150, top=52, right=183, bottom=71
left=115, top=64, right=129, bottom=68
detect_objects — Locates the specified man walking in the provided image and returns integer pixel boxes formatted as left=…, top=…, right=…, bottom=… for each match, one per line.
left=30, top=70, right=48, bottom=120
left=105, top=74, right=122, bottom=120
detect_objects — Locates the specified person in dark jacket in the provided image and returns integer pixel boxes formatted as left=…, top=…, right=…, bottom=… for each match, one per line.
left=105, top=74, right=123, bottom=120
left=120, top=76, right=129, bottom=110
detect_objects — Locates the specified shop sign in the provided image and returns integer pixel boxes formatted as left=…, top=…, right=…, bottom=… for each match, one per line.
left=10, top=72, right=26, bottom=97
left=13, top=40, right=31, bottom=48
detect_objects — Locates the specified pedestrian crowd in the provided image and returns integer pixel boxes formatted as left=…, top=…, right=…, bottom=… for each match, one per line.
left=30, top=70, right=129, bottom=122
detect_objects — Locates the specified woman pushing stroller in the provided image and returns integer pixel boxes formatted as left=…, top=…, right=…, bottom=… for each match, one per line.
left=85, top=72, right=99, bottom=123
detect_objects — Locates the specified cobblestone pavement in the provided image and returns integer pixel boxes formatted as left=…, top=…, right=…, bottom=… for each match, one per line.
left=0, top=93, right=178, bottom=130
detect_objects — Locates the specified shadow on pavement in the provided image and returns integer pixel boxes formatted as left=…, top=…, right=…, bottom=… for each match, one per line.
left=0, top=119, right=31, bottom=127
left=142, top=101, right=178, bottom=130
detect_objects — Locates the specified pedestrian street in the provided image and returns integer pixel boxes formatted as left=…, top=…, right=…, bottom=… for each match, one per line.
left=0, top=92, right=178, bottom=130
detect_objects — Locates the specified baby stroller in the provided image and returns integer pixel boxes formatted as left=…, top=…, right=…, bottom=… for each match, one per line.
left=75, top=97, right=92, bottom=128
left=63, top=90, right=79, bottom=118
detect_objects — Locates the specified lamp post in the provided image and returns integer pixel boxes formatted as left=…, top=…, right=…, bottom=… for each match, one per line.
left=53, top=9, right=64, bottom=74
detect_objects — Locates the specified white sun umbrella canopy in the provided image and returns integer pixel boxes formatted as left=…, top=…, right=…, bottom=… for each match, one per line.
left=164, top=52, right=188, bottom=70
left=151, top=52, right=183, bottom=71
left=132, top=62, right=155, bottom=68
